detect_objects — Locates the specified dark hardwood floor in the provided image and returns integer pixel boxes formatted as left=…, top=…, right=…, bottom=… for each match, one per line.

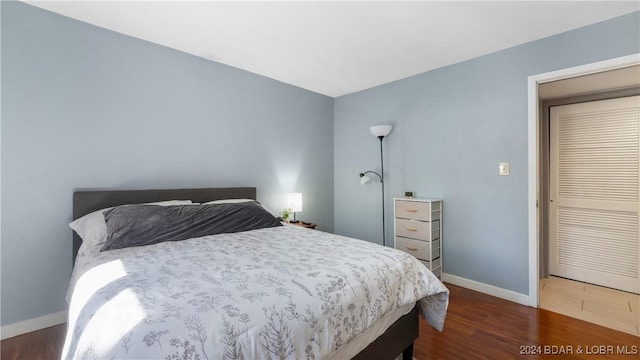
left=417, top=284, right=639, bottom=359
left=2, top=284, right=638, bottom=359
left=1, top=322, right=66, bottom=360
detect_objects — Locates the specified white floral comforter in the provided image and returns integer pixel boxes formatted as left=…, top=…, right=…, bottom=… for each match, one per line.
left=62, top=225, right=449, bottom=360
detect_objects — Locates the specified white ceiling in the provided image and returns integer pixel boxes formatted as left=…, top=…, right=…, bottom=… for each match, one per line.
left=23, top=1, right=640, bottom=97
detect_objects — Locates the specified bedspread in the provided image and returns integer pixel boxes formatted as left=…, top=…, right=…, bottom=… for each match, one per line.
left=62, top=225, right=448, bottom=359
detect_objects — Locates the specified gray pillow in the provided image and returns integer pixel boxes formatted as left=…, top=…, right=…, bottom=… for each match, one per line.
left=101, top=202, right=282, bottom=251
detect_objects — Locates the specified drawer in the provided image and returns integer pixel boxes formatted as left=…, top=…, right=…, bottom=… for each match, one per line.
left=429, top=266, right=442, bottom=278
left=395, top=201, right=431, bottom=221
left=395, top=218, right=429, bottom=241
left=396, top=237, right=440, bottom=261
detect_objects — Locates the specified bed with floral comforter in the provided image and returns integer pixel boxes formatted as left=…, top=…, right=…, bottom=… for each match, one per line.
left=63, top=224, right=448, bottom=359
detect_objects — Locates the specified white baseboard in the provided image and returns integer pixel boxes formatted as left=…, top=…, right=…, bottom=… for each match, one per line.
left=1, top=311, right=67, bottom=340
left=442, top=273, right=530, bottom=306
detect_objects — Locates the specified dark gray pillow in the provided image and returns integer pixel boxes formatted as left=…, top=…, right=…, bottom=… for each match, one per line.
left=101, top=202, right=282, bottom=251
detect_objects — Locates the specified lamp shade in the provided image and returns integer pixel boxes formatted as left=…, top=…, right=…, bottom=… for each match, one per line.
left=369, top=125, right=392, bottom=137
left=287, top=193, right=302, bottom=212
left=360, top=174, right=373, bottom=185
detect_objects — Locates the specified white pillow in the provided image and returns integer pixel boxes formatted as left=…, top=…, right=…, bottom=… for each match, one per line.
left=70, top=200, right=193, bottom=246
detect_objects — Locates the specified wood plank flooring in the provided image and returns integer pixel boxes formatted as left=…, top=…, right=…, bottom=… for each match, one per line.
left=418, top=284, right=639, bottom=359
left=2, top=284, right=639, bottom=359
left=540, top=276, right=640, bottom=336
left=1, top=322, right=66, bottom=360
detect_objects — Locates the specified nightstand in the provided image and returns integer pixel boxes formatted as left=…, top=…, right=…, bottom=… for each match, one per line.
left=289, top=221, right=317, bottom=229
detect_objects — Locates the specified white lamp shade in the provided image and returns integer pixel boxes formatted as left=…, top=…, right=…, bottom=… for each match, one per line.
left=360, top=174, right=372, bottom=185
left=287, top=193, right=302, bottom=212
left=369, top=125, right=392, bottom=137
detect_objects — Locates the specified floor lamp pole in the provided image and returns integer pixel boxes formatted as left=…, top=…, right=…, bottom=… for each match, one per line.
left=362, top=125, right=392, bottom=248
left=379, top=136, right=386, bottom=247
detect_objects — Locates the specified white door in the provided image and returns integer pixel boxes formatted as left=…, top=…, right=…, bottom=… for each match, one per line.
left=549, top=96, right=640, bottom=294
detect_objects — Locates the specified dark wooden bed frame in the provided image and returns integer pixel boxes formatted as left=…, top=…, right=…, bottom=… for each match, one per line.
left=71, top=187, right=418, bottom=360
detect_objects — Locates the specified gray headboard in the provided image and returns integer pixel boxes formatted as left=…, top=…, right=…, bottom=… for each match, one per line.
left=72, top=187, right=257, bottom=262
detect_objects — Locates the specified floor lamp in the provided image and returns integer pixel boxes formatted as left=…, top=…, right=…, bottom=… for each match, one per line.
left=359, top=125, right=392, bottom=246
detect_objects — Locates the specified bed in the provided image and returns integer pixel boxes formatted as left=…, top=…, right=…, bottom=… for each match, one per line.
left=63, top=187, right=448, bottom=360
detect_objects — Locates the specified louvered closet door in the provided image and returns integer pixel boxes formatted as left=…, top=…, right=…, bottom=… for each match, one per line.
left=550, top=96, right=640, bottom=294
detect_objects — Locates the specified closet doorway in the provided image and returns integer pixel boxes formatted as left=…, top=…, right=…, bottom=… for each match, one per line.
left=549, top=96, right=639, bottom=294
left=532, top=62, right=640, bottom=335
left=528, top=57, right=640, bottom=309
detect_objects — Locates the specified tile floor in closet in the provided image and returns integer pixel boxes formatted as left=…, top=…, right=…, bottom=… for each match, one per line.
left=539, top=276, right=640, bottom=336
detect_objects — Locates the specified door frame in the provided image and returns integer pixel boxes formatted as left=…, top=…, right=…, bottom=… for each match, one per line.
left=527, top=53, right=640, bottom=307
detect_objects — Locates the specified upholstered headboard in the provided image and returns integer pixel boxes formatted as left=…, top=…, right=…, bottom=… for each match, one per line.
left=72, top=187, right=257, bottom=262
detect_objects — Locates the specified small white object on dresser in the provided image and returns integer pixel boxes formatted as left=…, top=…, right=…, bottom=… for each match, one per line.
left=393, top=198, right=442, bottom=278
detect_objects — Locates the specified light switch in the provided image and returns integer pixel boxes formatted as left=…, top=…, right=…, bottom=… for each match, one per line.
left=499, top=162, right=510, bottom=176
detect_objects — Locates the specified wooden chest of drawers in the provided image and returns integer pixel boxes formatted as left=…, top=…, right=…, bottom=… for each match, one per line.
left=394, top=198, right=442, bottom=278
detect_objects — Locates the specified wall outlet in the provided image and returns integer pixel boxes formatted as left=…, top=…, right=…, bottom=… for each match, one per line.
left=499, top=162, right=510, bottom=176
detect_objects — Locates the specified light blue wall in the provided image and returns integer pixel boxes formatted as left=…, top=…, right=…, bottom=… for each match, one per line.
left=2, top=2, right=639, bottom=329
left=1, top=2, right=333, bottom=326
left=334, top=12, right=640, bottom=295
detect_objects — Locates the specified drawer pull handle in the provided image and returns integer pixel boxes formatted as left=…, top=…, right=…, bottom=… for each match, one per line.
left=406, top=246, right=419, bottom=251
left=406, top=228, right=418, bottom=232
left=406, top=209, right=418, bottom=212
